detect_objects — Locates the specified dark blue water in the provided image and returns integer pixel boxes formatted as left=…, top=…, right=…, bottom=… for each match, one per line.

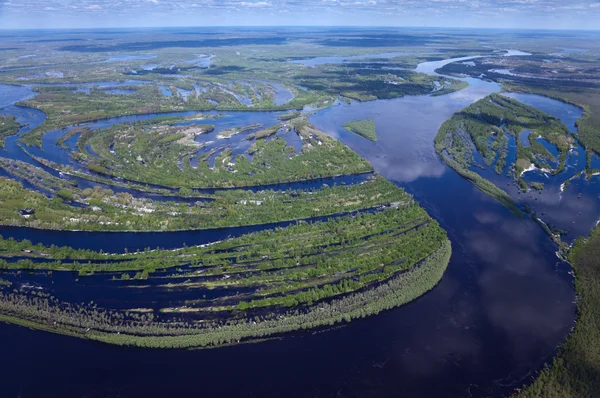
left=536, top=137, right=560, bottom=162
left=2, top=267, right=257, bottom=311
left=0, top=205, right=380, bottom=252
left=520, top=129, right=532, bottom=147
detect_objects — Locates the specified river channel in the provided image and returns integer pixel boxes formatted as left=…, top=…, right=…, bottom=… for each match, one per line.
left=0, top=54, right=584, bottom=397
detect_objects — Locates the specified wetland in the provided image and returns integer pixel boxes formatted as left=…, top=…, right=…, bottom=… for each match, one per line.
left=0, top=26, right=600, bottom=398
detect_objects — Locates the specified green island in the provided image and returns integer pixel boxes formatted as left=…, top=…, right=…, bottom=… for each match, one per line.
left=0, top=114, right=19, bottom=147
left=0, top=198, right=451, bottom=349
left=434, top=93, right=576, bottom=215
left=0, top=106, right=451, bottom=348
left=59, top=117, right=372, bottom=189
left=343, top=119, right=378, bottom=142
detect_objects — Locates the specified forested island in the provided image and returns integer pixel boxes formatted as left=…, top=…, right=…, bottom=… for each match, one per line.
left=343, top=119, right=377, bottom=142
left=0, top=115, right=19, bottom=147
left=434, top=93, right=578, bottom=215
left=0, top=107, right=451, bottom=348
left=0, top=207, right=450, bottom=348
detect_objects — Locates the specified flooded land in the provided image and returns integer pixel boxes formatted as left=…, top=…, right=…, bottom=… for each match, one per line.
left=0, top=27, right=600, bottom=397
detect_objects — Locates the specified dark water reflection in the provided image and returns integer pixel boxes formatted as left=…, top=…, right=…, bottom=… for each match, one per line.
left=0, top=184, right=575, bottom=397
left=0, top=57, right=578, bottom=397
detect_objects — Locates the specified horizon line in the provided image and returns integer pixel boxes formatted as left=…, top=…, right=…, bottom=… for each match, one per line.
left=0, top=25, right=599, bottom=32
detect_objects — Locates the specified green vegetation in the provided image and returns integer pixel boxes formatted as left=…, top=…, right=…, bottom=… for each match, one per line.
left=216, top=123, right=260, bottom=139
left=435, top=93, right=572, bottom=177
left=503, top=85, right=600, bottom=157
left=530, top=182, right=544, bottom=191
left=0, top=207, right=451, bottom=349
left=295, top=65, right=466, bottom=102
left=343, top=119, right=378, bottom=142
left=278, top=112, right=301, bottom=121
left=59, top=117, right=372, bottom=189
left=434, top=93, right=578, bottom=214
left=0, top=115, right=19, bottom=147
left=431, top=80, right=469, bottom=96
left=254, top=124, right=282, bottom=139
left=56, top=189, right=74, bottom=201
left=516, top=226, right=600, bottom=397
left=0, top=173, right=409, bottom=231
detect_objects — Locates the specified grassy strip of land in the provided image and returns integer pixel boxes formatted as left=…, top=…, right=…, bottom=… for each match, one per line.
left=439, top=155, right=523, bottom=217
left=278, top=112, right=301, bottom=121
left=0, top=238, right=450, bottom=349
left=68, top=118, right=372, bottom=189
left=343, top=119, right=378, bottom=142
left=253, top=124, right=282, bottom=139
left=515, top=226, right=600, bottom=397
left=0, top=115, right=19, bottom=148
left=0, top=174, right=406, bottom=231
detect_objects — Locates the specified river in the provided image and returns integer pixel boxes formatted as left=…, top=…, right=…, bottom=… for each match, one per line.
left=0, top=54, right=583, bottom=397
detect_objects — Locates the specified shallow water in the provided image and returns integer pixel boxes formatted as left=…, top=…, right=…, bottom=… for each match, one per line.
left=496, top=93, right=599, bottom=240
left=520, top=129, right=532, bottom=147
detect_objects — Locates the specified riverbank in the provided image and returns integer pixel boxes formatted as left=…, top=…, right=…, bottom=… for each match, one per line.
left=516, top=225, right=600, bottom=397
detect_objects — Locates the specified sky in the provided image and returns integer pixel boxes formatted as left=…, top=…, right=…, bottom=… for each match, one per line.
left=1, top=0, right=600, bottom=30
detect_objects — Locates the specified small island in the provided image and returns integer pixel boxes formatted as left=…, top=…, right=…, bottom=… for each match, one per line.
left=343, top=119, right=378, bottom=142
left=433, top=93, right=575, bottom=216
left=0, top=115, right=19, bottom=147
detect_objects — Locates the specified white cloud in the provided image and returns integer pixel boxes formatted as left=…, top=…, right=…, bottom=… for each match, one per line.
left=1, top=0, right=600, bottom=28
